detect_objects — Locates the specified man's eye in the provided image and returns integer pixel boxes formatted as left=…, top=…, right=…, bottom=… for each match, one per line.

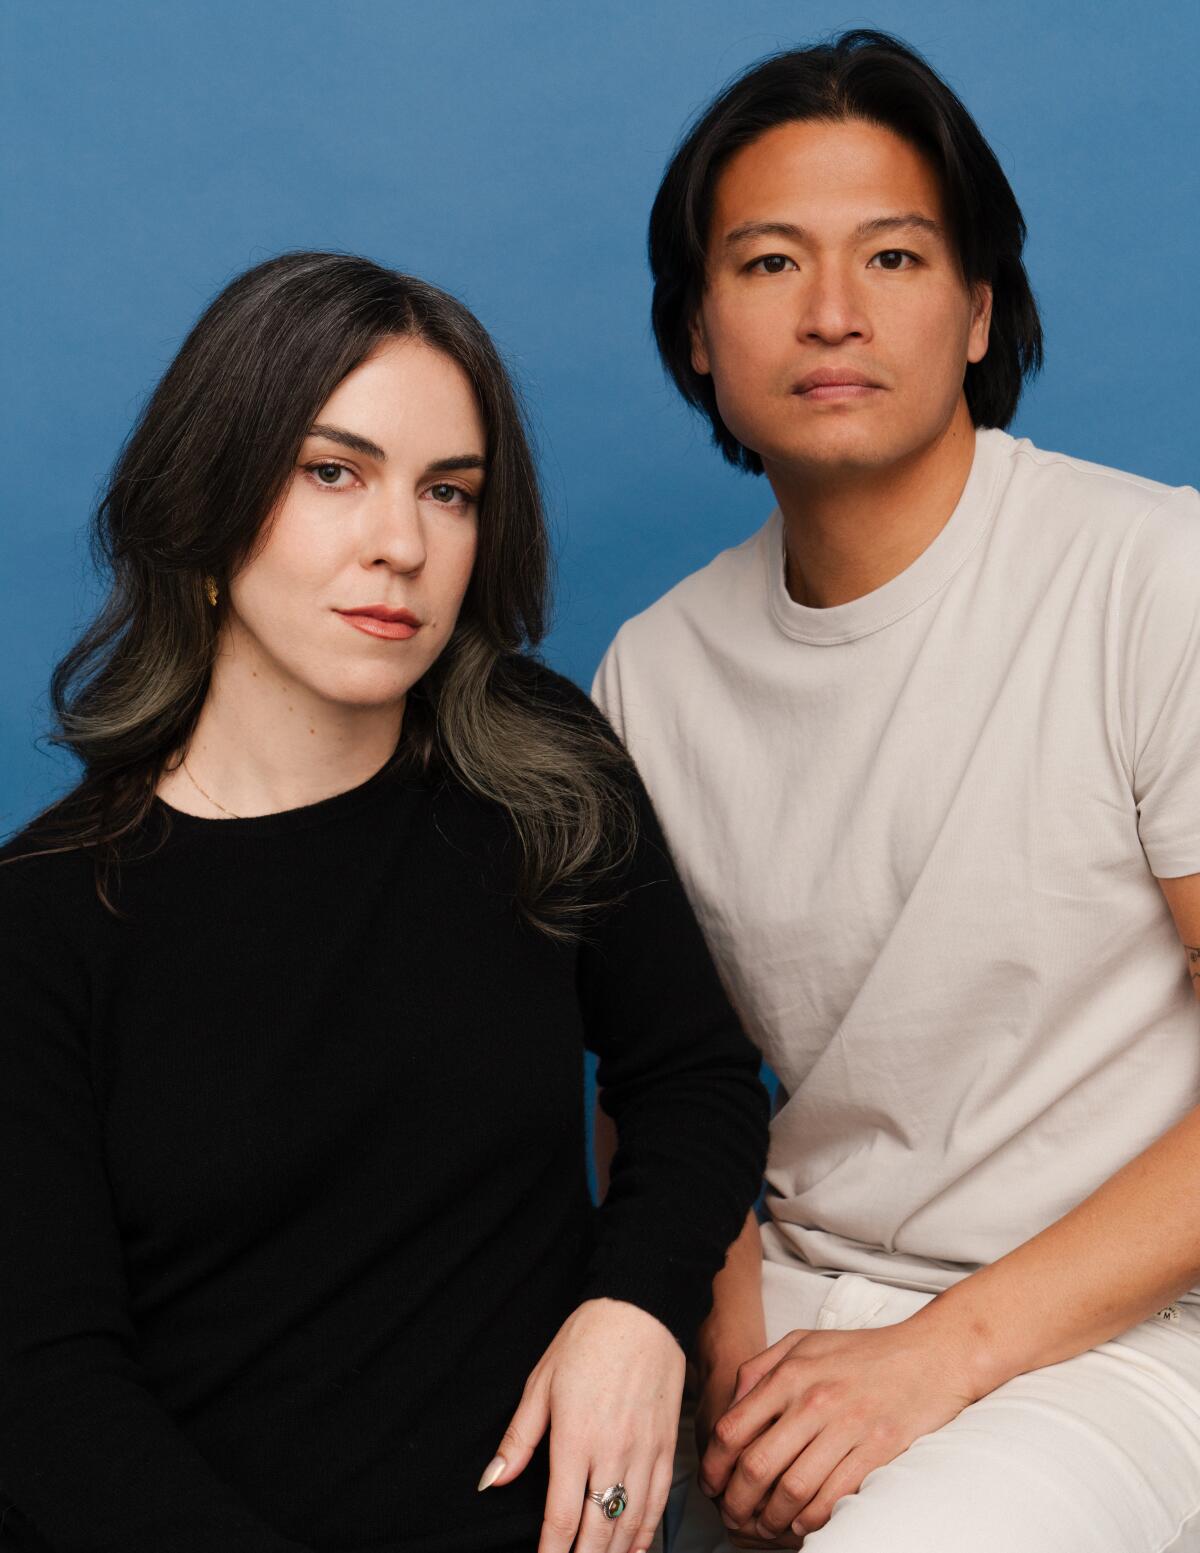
left=750, top=254, right=795, bottom=275
left=869, top=250, right=917, bottom=271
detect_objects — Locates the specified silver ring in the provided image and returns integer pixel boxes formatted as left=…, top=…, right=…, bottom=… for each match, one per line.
left=586, top=1481, right=629, bottom=1521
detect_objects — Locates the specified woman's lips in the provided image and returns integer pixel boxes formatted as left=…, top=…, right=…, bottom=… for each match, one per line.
left=336, top=610, right=420, bottom=641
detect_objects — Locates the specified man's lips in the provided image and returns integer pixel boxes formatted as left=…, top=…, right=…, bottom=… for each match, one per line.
left=793, top=368, right=884, bottom=401
left=336, top=606, right=421, bottom=641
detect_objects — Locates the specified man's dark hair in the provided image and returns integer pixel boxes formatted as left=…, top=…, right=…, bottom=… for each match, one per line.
left=649, top=29, right=1044, bottom=473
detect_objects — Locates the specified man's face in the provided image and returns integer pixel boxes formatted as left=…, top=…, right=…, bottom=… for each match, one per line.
left=691, top=117, right=992, bottom=480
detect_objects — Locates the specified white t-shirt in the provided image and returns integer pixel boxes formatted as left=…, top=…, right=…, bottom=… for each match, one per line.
left=593, top=428, right=1200, bottom=1296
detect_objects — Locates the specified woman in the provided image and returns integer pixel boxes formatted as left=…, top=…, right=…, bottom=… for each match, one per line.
left=0, top=251, right=769, bottom=1553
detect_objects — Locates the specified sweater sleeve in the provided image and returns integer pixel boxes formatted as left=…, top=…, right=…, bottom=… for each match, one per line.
left=573, top=730, right=770, bottom=1354
left=0, top=869, right=314, bottom=1553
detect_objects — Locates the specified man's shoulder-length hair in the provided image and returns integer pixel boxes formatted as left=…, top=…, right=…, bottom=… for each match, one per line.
left=649, top=29, right=1044, bottom=474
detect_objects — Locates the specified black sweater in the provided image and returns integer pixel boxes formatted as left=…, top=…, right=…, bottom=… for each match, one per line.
left=0, top=670, right=768, bottom=1553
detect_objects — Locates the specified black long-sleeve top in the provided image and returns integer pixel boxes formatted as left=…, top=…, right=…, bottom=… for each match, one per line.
left=0, top=667, right=768, bottom=1553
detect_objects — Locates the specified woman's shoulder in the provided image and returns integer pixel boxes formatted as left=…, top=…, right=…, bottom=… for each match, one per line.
left=0, top=826, right=99, bottom=929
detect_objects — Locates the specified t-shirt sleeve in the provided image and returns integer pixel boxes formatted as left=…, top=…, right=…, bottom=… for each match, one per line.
left=571, top=710, right=769, bottom=1354
left=0, top=870, right=313, bottom=1553
left=1117, top=484, right=1200, bottom=878
left=590, top=633, right=627, bottom=744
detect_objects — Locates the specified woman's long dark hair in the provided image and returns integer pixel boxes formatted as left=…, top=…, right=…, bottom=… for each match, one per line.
left=649, top=29, right=1044, bottom=473
left=18, top=251, right=635, bottom=938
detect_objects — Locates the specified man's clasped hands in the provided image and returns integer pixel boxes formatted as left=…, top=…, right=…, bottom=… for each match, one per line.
left=694, top=1313, right=980, bottom=1547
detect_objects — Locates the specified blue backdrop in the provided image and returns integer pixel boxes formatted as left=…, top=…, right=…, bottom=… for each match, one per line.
left=2, top=0, right=1197, bottom=828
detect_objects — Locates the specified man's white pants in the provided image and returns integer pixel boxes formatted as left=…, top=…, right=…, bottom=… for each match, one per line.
left=671, top=1260, right=1200, bottom=1552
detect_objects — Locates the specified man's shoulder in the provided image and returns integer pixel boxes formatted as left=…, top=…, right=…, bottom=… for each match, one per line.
left=603, top=517, right=771, bottom=663
left=1000, top=432, right=1198, bottom=532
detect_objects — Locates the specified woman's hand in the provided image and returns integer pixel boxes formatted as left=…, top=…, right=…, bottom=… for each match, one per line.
left=479, top=1296, right=686, bottom=1553
left=698, top=1316, right=979, bottom=1541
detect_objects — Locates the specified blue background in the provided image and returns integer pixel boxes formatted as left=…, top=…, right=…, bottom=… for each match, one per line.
left=2, top=0, right=1197, bottom=829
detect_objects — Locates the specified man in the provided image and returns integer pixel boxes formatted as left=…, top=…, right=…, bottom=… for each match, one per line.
left=592, top=29, right=1200, bottom=1553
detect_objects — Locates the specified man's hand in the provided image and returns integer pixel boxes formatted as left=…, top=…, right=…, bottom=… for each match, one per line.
left=698, top=1316, right=978, bottom=1541
left=693, top=1360, right=800, bottom=1548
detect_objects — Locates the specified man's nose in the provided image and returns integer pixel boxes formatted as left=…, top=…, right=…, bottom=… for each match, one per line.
left=796, top=262, right=870, bottom=345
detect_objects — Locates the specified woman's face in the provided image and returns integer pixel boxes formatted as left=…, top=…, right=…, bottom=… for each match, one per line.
left=225, top=335, right=486, bottom=713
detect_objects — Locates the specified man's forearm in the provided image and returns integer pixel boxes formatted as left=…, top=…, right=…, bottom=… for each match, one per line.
left=913, top=1100, right=1200, bottom=1399
left=694, top=1208, right=768, bottom=1386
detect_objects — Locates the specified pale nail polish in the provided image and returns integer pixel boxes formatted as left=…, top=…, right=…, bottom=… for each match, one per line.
left=476, top=1454, right=506, bottom=1491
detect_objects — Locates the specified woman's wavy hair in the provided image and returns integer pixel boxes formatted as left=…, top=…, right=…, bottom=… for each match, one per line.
left=18, top=251, right=636, bottom=938
left=649, top=29, right=1044, bottom=473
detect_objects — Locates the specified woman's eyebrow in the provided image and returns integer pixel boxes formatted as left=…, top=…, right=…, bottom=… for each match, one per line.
left=307, top=423, right=387, bottom=460
left=426, top=454, right=487, bottom=474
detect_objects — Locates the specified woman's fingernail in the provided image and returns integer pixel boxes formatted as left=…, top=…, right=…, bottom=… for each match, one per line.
left=476, top=1455, right=506, bottom=1491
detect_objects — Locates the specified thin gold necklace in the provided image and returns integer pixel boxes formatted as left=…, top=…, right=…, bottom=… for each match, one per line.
left=182, top=757, right=241, bottom=819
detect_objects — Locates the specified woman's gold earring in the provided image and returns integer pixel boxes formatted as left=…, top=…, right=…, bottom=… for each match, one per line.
left=204, top=575, right=219, bottom=607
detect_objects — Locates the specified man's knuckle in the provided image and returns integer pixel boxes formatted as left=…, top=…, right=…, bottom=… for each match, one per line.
left=741, top=1445, right=772, bottom=1484
left=867, top=1417, right=900, bottom=1450
left=713, top=1411, right=741, bottom=1447
left=796, top=1502, right=829, bottom=1533
left=757, top=1504, right=789, bottom=1535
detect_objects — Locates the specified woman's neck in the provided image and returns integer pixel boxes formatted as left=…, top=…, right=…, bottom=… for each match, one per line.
left=157, top=633, right=405, bottom=820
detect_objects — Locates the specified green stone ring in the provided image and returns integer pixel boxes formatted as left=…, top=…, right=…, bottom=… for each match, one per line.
left=587, top=1482, right=629, bottom=1520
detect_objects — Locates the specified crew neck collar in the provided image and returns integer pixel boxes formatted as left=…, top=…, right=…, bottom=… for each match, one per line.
left=155, top=746, right=418, bottom=839
left=765, top=427, right=1010, bottom=646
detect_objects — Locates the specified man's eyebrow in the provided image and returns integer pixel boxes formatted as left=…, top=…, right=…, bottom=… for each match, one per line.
left=722, top=214, right=945, bottom=248
left=854, top=213, right=945, bottom=240
left=723, top=220, right=808, bottom=248
left=307, top=423, right=387, bottom=461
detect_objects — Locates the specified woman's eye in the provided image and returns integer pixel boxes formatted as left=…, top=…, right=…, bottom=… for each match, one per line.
left=306, top=461, right=353, bottom=488
left=750, top=254, right=795, bottom=275
left=427, top=483, right=473, bottom=508
left=869, top=249, right=917, bottom=271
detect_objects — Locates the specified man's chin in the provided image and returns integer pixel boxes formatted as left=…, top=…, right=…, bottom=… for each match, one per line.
left=758, top=438, right=902, bottom=483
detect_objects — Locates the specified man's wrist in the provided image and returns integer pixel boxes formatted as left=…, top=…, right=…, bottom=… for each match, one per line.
left=906, top=1284, right=1015, bottom=1402
left=694, top=1326, right=768, bottom=1392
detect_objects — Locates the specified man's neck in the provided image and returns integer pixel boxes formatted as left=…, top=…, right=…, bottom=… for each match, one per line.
left=768, top=405, right=978, bottom=609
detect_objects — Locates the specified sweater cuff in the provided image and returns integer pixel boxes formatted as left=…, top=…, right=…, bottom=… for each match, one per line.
left=579, top=1243, right=713, bottom=1355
